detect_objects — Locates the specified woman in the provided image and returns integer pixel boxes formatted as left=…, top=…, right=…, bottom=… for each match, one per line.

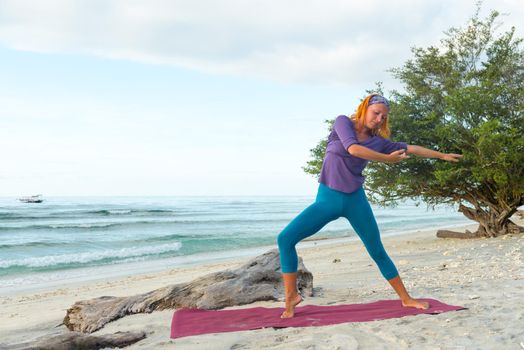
left=276, top=94, right=462, bottom=319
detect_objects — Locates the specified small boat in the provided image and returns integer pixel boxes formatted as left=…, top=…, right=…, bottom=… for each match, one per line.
left=18, top=194, right=44, bottom=203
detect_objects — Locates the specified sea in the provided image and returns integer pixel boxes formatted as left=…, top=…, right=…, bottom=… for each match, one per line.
left=0, top=195, right=474, bottom=295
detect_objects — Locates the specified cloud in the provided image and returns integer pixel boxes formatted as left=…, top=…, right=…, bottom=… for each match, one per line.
left=0, top=0, right=521, bottom=85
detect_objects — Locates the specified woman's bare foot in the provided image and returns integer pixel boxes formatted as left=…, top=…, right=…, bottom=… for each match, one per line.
left=280, top=293, right=303, bottom=318
left=402, top=298, right=430, bottom=310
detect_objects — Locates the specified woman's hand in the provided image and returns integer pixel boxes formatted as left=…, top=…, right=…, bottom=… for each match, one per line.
left=440, top=153, right=463, bottom=162
left=386, top=149, right=410, bottom=163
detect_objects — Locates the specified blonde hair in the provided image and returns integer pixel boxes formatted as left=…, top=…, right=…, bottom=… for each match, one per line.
left=350, top=94, right=391, bottom=138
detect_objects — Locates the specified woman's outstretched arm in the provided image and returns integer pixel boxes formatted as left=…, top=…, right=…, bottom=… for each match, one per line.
left=347, top=144, right=462, bottom=163
left=406, top=145, right=463, bottom=162
left=348, top=144, right=409, bottom=163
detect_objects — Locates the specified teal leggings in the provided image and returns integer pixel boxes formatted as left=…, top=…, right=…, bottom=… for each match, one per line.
left=276, top=183, right=399, bottom=281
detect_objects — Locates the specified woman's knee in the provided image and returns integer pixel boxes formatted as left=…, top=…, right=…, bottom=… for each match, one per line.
left=370, top=246, right=390, bottom=261
left=277, top=231, right=296, bottom=250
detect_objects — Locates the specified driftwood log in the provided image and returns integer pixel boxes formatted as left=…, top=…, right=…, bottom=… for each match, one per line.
left=4, top=331, right=146, bottom=350
left=436, top=223, right=524, bottom=239
left=437, top=210, right=524, bottom=239
left=64, top=248, right=313, bottom=333
left=436, top=229, right=481, bottom=239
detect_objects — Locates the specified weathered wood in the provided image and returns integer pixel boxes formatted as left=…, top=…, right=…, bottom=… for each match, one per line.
left=437, top=220, right=524, bottom=239
left=4, top=331, right=146, bottom=350
left=64, top=248, right=313, bottom=333
left=457, top=204, right=524, bottom=237
left=436, top=229, right=483, bottom=239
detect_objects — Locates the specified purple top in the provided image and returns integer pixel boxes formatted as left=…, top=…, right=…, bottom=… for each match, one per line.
left=318, top=115, right=408, bottom=194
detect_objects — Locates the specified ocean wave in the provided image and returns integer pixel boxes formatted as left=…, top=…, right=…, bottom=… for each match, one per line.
left=0, top=242, right=182, bottom=269
left=0, top=241, right=63, bottom=249
left=51, top=222, right=117, bottom=229
left=0, top=221, right=158, bottom=230
left=0, top=217, right=291, bottom=231
left=89, top=209, right=178, bottom=216
left=140, top=233, right=206, bottom=242
left=0, top=208, right=183, bottom=220
left=0, top=213, right=43, bottom=220
left=104, top=209, right=132, bottom=215
left=0, top=235, right=204, bottom=249
left=379, top=215, right=465, bottom=226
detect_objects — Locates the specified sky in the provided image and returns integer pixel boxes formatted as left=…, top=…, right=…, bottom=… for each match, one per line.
left=1, top=0, right=523, bottom=196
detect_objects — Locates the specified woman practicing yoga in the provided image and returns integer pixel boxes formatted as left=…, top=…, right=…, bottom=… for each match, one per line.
left=277, top=94, right=463, bottom=319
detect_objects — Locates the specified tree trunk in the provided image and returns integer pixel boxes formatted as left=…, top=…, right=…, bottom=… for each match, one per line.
left=437, top=203, right=524, bottom=239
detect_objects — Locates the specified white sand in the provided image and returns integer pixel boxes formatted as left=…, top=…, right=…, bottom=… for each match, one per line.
left=1, top=218, right=523, bottom=350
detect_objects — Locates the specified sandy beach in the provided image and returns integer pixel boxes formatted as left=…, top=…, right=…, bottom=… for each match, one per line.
left=1, top=217, right=523, bottom=350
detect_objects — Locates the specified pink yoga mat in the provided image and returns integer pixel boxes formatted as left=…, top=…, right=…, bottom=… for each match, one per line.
left=171, top=298, right=467, bottom=339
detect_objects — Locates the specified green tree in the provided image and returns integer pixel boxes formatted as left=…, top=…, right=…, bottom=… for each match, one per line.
left=303, top=6, right=524, bottom=238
